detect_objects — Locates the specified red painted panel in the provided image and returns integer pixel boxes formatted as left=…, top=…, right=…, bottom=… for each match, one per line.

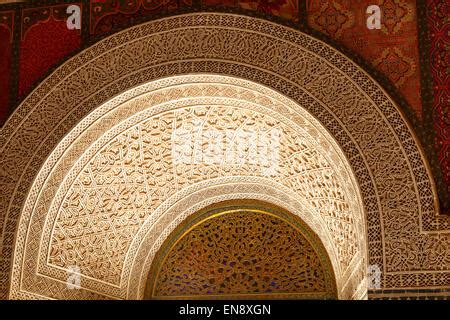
left=427, top=0, right=449, bottom=198
left=18, top=4, right=81, bottom=99
left=91, top=0, right=193, bottom=35
left=0, top=11, right=13, bottom=125
left=203, top=0, right=300, bottom=23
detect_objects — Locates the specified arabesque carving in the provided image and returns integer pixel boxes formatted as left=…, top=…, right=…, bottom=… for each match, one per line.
left=0, top=13, right=447, bottom=300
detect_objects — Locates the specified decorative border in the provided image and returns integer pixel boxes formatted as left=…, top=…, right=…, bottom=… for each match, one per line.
left=145, top=201, right=338, bottom=300
left=415, top=0, right=447, bottom=211
left=13, top=76, right=365, bottom=299
left=0, top=13, right=448, bottom=300
left=0, top=1, right=447, bottom=209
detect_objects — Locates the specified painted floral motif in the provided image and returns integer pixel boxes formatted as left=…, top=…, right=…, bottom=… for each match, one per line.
left=309, top=1, right=354, bottom=39
left=380, top=0, right=413, bottom=34
left=91, top=0, right=192, bottom=34
left=152, top=210, right=333, bottom=298
left=374, top=47, right=416, bottom=87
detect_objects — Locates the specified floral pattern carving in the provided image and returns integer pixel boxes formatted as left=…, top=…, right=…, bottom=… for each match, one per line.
left=150, top=210, right=335, bottom=299
left=1, top=14, right=447, bottom=300
left=309, top=2, right=354, bottom=38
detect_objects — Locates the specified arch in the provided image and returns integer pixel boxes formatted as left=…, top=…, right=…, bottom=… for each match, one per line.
left=145, top=200, right=338, bottom=300
left=0, top=13, right=448, bottom=300
left=9, top=75, right=366, bottom=299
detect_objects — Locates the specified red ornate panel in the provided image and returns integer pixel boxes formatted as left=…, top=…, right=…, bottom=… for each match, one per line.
left=91, top=0, right=193, bottom=35
left=426, top=0, right=449, bottom=198
left=202, top=0, right=300, bottom=22
left=0, top=10, right=13, bottom=124
left=307, top=0, right=423, bottom=120
left=18, top=3, right=81, bottom=98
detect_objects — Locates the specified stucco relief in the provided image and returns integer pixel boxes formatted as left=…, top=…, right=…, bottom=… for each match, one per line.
left=0, top=13, right=447, bottom=300
left=11, top=76, right=366, bottom=299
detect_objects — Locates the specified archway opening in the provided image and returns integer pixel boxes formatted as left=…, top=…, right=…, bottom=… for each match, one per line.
left=145, top=200, right=338, bottom=300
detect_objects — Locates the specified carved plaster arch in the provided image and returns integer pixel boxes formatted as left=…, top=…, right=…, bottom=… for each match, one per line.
left=0, top=13, right=448, bottom=300
left=10, top=75, right=366, bottom=299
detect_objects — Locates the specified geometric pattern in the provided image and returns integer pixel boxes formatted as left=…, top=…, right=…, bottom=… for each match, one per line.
left=0, top=1, right=447, bottom=219
left=426, top=0, right=450, bottom=206
left=147, top=206, right=337, bottom=299
left=49, top=103, right=360, bottom=286
left=91, top=0, right=193, bottom=35
left=380, top=0, right=413, bottom=35
left=0, top=13, right=448, bottom=300
left=374, top=47, right=416, bottom=88
left=13, top=77, right=365, bottom=299
left=307, top=0, right=421, bottom=118
left=308, top=1, right=354, bottom=39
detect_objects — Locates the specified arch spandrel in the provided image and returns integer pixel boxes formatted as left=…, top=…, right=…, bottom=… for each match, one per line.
left=0, top=13, right=448, bottom=300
